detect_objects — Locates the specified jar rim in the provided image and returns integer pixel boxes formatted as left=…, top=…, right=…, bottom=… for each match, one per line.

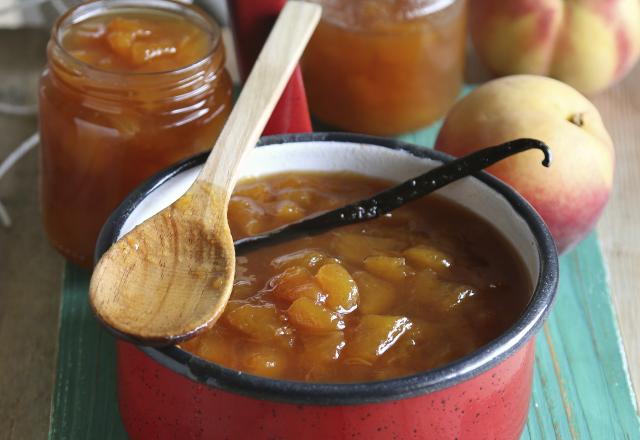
left=51, top=0, right=224, bottom=78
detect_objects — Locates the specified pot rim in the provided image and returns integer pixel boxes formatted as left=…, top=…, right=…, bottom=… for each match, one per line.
left=96, top=132, right=559, bottom=405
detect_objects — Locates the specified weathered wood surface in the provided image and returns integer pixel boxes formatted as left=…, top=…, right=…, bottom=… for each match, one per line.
left=591, top=63, right=640, bottom=413
left=0, top=28, right=63, bottom=440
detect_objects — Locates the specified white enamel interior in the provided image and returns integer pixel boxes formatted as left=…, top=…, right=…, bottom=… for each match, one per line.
left=120, top=141, right=540, bottom=286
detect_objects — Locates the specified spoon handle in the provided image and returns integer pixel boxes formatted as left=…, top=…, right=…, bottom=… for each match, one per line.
left=235, top=138, right=551, bottom=253
left=197, top=1, right=321, bottom=195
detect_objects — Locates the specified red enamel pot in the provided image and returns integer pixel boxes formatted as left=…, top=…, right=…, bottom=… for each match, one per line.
left=96, top=133, right=559, bottom=440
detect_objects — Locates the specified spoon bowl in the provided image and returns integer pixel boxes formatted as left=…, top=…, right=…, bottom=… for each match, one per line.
left=90, top=181, right=234, bottom=344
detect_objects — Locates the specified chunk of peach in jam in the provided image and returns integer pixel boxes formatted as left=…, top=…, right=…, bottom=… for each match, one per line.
left=106, top=18, right=152, bottom=61
left=270, top=266, right=325, bottom=303
left=363, top=255, right=414, bottom=283
left=330, top=232, right=404, bottom=265
left=275, top=187, right=318, bottom=208
left=403, top=245, right=453, bottom=273
left=345, top=315, right=413, bottom=365
left=411, top=268, right=441, bottom=295
left=300, top=331, right=346, bottom=364
left=273, top=200, right=306, bottom=223
left=353, top=271, right=396, bottom=314
left=231, top=278, right=256, bottom=300
left=180, top=326, right=236, bottom=367
left=62, top=13, right=212, bottom=73
left=435, top=283, right=480, bottom=311
left=228, top=196, right=266, bottom=236
left=411, top=269, right=480, bottom=312
left=232, top=181, right=273, bottom=203
left=315, top=263, right=359, bottom=313
left=286, top=297, right=345, bottom=333
left=241, top=345, right=289, bottom=379
left=270, top=249, right=339, bottom=271
left=225, top=303, right=289, bottom=342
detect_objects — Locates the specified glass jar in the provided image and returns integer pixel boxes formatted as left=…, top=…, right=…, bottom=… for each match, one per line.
left=301, top=0, right=467, bottom=135
left=39, top=0, right=232, bottom=267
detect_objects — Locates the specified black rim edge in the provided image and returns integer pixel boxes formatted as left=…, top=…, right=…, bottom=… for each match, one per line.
left=95, top=132, right=559, bottom=406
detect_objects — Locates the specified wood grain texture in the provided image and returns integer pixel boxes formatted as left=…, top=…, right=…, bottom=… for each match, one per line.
left=0, top=28, right=63, bottom=440
left=89, top=180, right=236, bottom=344
left=592, top=62, right=640, bottom=411
left=522, top=236, right=640, bottom=439
left=49, top=267, right=127, bottom=440
left=89, top=1, right=322, bottom=345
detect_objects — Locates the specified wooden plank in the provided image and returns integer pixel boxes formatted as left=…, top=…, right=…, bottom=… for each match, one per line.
left=523, top=236, right=640, bottom=439
left=592, top=62, right=640, bottom=411
left=0, top=29, right=62, bottom=440
left=48, top=266, right=127, bottom=440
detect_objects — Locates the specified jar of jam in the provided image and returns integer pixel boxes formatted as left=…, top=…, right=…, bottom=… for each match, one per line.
left=39, top=0, right=232, bottom=267
left=301, top=0, right=467, bottom=135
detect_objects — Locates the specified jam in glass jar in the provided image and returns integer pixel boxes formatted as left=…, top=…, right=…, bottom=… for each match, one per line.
left=39, top=0, right=232, bottom=267
left=301, top=0, right=467, bottom=135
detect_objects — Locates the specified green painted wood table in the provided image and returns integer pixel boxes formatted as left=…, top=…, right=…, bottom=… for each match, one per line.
left=48, top=114, right=640, bottom=438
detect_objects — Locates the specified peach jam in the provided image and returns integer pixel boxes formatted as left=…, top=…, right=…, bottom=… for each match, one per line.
left=39, top=0, right=232, bottom=267
left=301, top=0, right=467, bottom=135
left=181, top=171, right=531, bottom=383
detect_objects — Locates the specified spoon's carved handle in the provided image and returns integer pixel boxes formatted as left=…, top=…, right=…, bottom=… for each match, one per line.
left=235, top=138, right=551, bottom=253
left=197, top=1, right=321, bottom=198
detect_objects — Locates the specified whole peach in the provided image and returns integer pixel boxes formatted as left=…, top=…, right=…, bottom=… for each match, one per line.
left=469, top=0, right=640, bottom=95
left=435, top=75, right=614, bottom=253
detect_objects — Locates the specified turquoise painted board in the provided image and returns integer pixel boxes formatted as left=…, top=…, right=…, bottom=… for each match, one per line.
left=48, top=236, right=640, bottom=439
left=48, top=266, right=127, bottom=440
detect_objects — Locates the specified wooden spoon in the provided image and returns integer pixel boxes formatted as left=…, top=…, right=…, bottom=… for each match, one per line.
left=89, top=1, right=322, bottom=346
left=235, top=138, right=552, bottom=253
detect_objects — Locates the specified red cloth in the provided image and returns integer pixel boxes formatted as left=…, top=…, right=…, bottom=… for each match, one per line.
left=227, top=0, right=313, bottom=135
